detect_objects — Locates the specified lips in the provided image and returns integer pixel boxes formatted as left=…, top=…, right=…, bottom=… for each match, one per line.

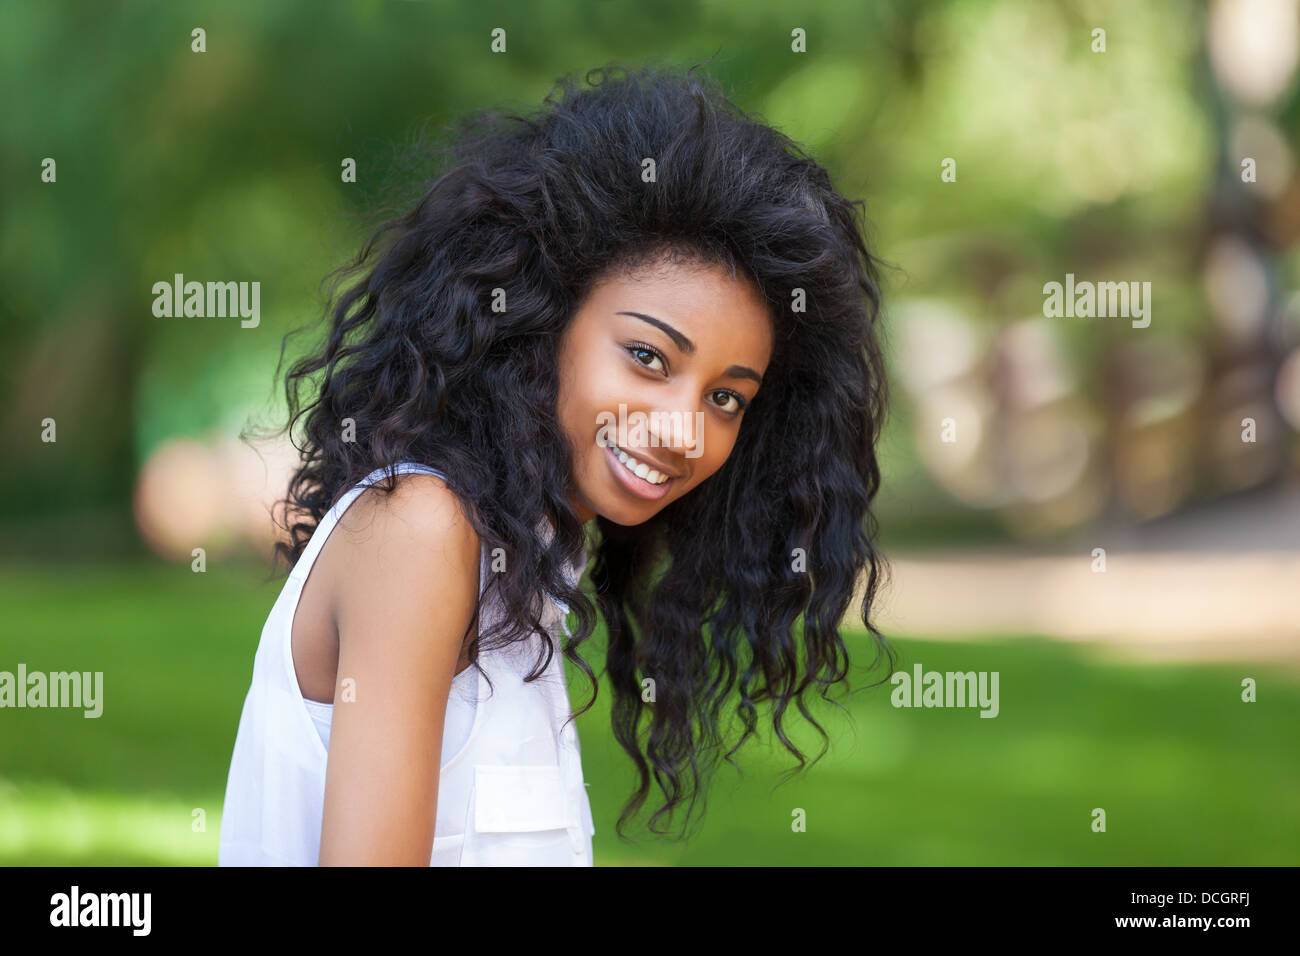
left=606, top=440, right=681, bottom=480
left=603, top=441, right=673, bottom=501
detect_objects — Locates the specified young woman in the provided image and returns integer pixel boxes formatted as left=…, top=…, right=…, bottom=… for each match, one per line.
left=218, top=62, right=894, bottom=867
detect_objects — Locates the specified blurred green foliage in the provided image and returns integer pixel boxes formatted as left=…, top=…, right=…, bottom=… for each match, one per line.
left=6, top=0, right=1281, bottom=554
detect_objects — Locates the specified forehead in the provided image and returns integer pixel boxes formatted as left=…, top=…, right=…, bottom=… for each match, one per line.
left=575, top=258, right=773, bottom=355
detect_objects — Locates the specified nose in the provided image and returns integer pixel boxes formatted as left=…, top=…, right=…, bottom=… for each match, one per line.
left=645, top=406, right=702, bottom=462
left=620, top=380, right=705, bottom=463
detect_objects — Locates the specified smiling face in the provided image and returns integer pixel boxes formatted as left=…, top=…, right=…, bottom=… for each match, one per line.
left=556, top=255, right=774, bottom=526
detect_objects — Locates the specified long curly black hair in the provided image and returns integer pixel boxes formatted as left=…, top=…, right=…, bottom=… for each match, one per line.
left=269, top=61, right=895, bottom=840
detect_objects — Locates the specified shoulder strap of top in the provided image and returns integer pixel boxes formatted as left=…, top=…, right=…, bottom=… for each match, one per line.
left=289, top=461, right=447, bottom=582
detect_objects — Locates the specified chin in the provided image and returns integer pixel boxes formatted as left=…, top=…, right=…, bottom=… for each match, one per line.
left=594, top=497, right=664, bottom=527
left=597, top=505, right=649, bottom=527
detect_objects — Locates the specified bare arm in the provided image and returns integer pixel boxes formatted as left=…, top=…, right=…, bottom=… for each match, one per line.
left=317, top=474, right=480, bottom=866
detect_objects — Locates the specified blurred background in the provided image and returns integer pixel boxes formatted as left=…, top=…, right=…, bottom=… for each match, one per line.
left=2, top=0, right=1297, bottom=864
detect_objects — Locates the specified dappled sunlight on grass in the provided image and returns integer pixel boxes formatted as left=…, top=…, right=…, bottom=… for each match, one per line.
left=2, top=560, right=1297, bottom=864
left=0, top=777, right=219, bottom=866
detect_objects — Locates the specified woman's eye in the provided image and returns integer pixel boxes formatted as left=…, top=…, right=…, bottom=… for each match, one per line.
left=711, top=390, right=745, bottom=415
left=627, top=344, right=666, bottom=374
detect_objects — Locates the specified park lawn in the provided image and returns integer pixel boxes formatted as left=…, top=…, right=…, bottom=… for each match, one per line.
left=0, top=559, right=1296, bottom=865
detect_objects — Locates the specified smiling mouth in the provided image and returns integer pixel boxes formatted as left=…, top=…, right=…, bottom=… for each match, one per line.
left=604, top=441, right=674, bottom=500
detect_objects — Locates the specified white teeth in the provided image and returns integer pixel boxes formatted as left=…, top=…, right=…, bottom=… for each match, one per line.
left=609, top=444, right=670, bottom=485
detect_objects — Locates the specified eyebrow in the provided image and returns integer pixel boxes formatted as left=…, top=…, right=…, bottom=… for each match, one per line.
left=616, top=311, right=764, bottom=385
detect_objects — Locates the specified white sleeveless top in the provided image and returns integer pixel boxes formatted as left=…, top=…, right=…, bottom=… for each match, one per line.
left=217, top=462, right=595, bottom=866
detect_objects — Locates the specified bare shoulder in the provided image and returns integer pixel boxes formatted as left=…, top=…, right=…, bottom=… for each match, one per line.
left=336, top=471, right=479, bottom=554
left=331, top=472, right=482, bottom=615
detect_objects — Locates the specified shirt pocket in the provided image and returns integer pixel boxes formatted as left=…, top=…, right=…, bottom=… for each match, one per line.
left=460, top=764, right=583, bottom=866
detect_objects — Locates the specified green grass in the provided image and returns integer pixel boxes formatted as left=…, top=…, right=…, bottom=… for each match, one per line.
left=1, top=559, right=1296, bottom=865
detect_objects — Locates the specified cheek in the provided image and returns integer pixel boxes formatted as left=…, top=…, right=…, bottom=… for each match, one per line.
left=683, top=425, right=739, bottom=487
left=555, top=354, right=600, bottom=434
left=568, top=373, right=630, bottom=443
